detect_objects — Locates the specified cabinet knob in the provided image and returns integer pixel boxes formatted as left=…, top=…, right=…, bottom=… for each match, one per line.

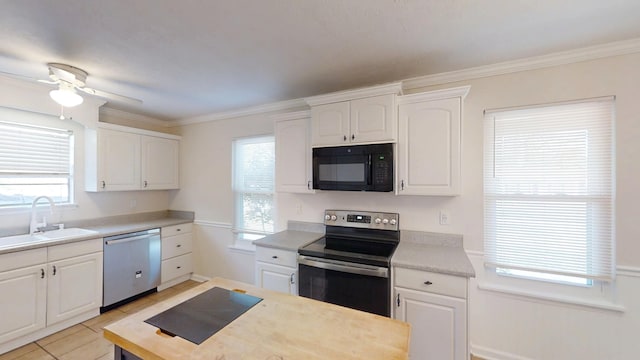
left=401, top=180, right=405, bottom=190
left=177, top=266, right=182, bottom=269
left=41, top=268, right=45, bottom=279
left=176, top=228, right=181, bottom=232
left=396, top=293, right=400, bottom=307
left=101, top=181, right=106, bottom=189
left=307, top=181, right=311, bottom=190
left=176, top=244, right=181, bottom=248
left=424, top=281, right=433, bottom=286
left=290, top=273, right=295, bottom=284
left=351, top=134, right=355, bottom=140
left=272, top=255, right=278, bottom=259
left=52, top=265, right=57, bottom=276
left=144, top=180, right=148, bottom=188
left=343, top=135, right=347, bottom=141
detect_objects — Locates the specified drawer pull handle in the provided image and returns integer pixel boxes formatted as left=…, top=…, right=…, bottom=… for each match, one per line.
left=176, top=228, right=181, bottom=232
left=52, top=265, right=57, bottom=276
left=41, top=268, right=45, bottom=279
left=177, top=244, right=181, bottom=247
left=272, top=255, right=278, bottom=259
left=177, top=266, right=182, bottom=269
left=424, top=281, right=433, bottom=286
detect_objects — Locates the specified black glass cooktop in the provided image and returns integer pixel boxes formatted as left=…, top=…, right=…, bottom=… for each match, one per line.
left=298, top=236, right=397, bottom=267
left=144, top=287, right=262, bottom=345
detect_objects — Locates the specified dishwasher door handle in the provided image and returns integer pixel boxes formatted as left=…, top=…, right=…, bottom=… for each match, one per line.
left=105, top=233, right=156, bottom=246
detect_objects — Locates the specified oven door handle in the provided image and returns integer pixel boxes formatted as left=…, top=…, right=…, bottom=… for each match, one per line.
left=298, top=256, right=388, bottom=278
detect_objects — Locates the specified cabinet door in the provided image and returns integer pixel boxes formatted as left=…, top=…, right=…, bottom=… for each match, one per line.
left=311, top=102, right=350, bottom=146
left=98, top=129, right=141, bottom=191
left=394, top=287, right=467, bottom=360
left=275, top=117, right=314, bottom=193
left=397, top=97, right=461, bottom=195
left=47, top=252, right=103, bottom=326
left=350, top=94, right=396, bottom=143
left=0, top=264, right=47, bottom=343
left=141, top=136, right=180, bottom=190
left=255, top=262, right=297, bottom=295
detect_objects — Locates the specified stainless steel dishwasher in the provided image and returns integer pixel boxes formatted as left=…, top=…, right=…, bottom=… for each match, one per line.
left=102, top=228, right=161, bottom=311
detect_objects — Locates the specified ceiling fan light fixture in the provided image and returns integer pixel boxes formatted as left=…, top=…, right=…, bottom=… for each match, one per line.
left=49, top=86, right=83, bottom=107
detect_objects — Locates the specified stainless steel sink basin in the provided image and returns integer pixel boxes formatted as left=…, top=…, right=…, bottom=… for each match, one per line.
left=0, top=228, right=99, bottom=249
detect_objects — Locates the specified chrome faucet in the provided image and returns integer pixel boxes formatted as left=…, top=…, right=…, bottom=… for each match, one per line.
left=30, top=196, right=56, bottom=235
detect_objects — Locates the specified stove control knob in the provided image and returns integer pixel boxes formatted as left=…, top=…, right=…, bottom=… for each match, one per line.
left=382, top=218, right=389, bottom=225
left=374, top=218, right=382, bottom=224
left=390, top=219, right=397, bottom=225
left=325, top=214, right=331, bottom=221
left=330, top=215, right=337, bottom=221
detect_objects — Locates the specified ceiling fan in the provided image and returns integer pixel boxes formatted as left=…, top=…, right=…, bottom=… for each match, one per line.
left=1, top=62, right=142, bottom=110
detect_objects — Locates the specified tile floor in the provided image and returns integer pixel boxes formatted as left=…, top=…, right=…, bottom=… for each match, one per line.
left=0, top=280, right=201, bottom=360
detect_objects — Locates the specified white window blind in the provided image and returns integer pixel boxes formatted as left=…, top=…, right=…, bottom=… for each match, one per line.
left=232, top=136, right=275, bottom=234
left=0, top=122, right=73, bottom=207
left=484, top=98, right=614, bottom=282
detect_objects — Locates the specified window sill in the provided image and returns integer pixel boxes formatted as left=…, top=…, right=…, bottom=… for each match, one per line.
left=477, top=281, right=625, bottom=313
left=227, top=244, right=256, bottom=254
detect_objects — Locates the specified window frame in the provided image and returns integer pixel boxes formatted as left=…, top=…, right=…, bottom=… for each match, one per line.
left=483, top=97, right=615, bottom=286
left=231, top=135, right=276, bottom=250
left=0, top=121, right=75, bottom=209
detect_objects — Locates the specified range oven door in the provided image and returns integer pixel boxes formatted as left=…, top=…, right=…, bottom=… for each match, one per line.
left=298, top=255, right=390, bottom=316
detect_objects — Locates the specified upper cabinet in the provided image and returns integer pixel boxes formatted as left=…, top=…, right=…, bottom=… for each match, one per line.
left=85, top=123, right=180, bottom=192
left=273, top=111, right=315, bottom=194
left=306, top=83, right=402, bottom=147
left=396, top=86, right=470, bottom=196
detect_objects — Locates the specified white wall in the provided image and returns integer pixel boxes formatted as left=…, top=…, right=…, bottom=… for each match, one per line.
left=172, top=51, right=640, bottom=359
left=0, top=77, right=171, bottom=233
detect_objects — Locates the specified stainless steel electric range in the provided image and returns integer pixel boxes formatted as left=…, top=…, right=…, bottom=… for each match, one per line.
left=298, top=209, right=399, bottom=316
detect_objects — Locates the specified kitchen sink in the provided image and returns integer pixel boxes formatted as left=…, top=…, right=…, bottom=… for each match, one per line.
left=0, top=228, right=99, bottom=249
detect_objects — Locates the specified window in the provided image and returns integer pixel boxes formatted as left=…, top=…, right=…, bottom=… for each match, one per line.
left=232, top=135, right=275, bottom=244
left=0, top=122, right=74, bottom=208
left=484, top=98, right=614, bottom=286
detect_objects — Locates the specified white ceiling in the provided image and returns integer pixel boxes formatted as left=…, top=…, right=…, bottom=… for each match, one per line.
left=1, top=0, right=639, bottom=122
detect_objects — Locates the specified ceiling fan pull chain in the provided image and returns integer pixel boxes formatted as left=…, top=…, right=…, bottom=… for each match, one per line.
left=59, top=105, right=65, bottom=120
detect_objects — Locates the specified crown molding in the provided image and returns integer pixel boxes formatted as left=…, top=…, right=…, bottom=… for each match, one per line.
left=402, top=37, right=640, bottom=90
left=268, top=110, right=311, bottom=121
left=99, top=107, right=169, bottom=127
left=397, top=85, right=471, bottom=104
left=173, top=98, right=308, bottom=127
left=304, top=82, right=402, bottom=106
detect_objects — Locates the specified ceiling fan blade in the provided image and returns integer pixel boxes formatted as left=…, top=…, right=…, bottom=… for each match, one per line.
left=0, top=70, right=39, bottom=82
left=37, top=79, right=58, bottom=85
left=78, top=86, right=143, bottom=105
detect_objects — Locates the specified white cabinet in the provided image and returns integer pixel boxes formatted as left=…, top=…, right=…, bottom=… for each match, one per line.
left=47, top=241, right=103, bottom=326
left=255, top=246, right=298, bottom=295
left=393, top=267, right=468, bottom=360
left=0, top=240, right=102, bottom=347
left=306, top=83, right=402, bottom=147
left=273, top=111, right=315, bottom=193
left=160, top=223, right=193, bottom=289
left=0, top=249, right=47, bottom=344
left=396, top=86, right=470, bottom=196
left=85, top=123, right=180, bottom=192
left=141, top=135, right=180, bottom=190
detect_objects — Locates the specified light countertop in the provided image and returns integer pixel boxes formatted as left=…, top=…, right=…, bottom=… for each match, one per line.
left=253, top=230, right=323, bottom=251
left=104, top=277, right=410, bottom=360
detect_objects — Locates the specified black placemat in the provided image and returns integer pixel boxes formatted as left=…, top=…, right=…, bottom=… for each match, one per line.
left=144, top=287, right=263, bottom=344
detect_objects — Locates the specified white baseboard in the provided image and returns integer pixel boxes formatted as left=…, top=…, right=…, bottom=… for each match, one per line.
left=471, top=343, right=535, bottom=360
left=190, top=273, right=211, bottom=282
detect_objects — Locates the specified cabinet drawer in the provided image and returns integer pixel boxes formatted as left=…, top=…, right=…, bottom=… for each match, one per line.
left=161, top=253, right=193, bottom=283
left=161, top=233, right=192, bottom=260
left=0, top=248, right=47, bottom=272
left=255, top=246, right=297, bottom=268
left=48, top=238, right=102, bottom=262
left=394, top=267, right=467, bottom=299
left=162, top=223, right=193, bottom=237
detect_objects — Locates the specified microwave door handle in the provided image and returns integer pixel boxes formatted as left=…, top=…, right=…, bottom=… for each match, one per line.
left=367, top=154, right=373, bottom=185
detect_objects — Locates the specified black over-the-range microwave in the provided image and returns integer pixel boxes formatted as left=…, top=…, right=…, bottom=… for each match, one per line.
left=312, top=143, right=393, bottom=192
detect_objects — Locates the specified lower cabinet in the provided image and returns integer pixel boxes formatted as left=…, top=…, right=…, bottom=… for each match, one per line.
left=0, top=239, right=103, bottom=347
left=160, top=223, right=193, bottom=288
left=254, top=246, right=298, bottom=295
left=393, top=267, right=468, bottom=360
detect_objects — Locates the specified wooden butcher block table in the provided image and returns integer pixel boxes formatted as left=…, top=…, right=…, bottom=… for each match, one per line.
left=103, top=277, right=410, bottom=360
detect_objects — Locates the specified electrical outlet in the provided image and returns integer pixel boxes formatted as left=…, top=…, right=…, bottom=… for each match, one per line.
left=439, top=210, right=450, bottom=225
